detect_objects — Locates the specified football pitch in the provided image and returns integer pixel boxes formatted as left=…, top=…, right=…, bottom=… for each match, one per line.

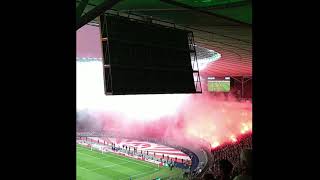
left=208, top=81, right=230, bottom=92
left=77, top=145, right=185, bottom=180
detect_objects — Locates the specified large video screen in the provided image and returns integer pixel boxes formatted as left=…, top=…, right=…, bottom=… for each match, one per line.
left=208, top=77, right=230, bottom=92
left=100, top=14, right=196, bottom=95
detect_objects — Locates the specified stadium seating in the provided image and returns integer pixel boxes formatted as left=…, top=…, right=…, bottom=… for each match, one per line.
left=77, top=130, right=252, bottom=179
left=209, top=133, right=252, bottom=179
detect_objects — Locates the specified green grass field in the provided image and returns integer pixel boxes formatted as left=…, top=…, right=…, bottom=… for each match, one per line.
left=208, top=81, right=230, bottom=92
left=77, top=145, right=185, bottom=180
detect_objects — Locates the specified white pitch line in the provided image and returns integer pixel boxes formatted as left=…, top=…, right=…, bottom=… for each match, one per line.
left=77, top=151, right=123, bottom=167
left=119, top=169, right=159, bottom=180
left=77, top=151, right=108, bottom=160
left=90, top=162, right=128, bottom=171
left=77, top=165, right=91, bottom=171
left=78, top=146, right=154, bottom=169
left=103, top=154, right=154, bottom=169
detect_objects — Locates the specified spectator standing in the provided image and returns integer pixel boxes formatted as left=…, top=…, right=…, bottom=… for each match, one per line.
left=233, top=149, right=252, bottom=180
left=217, top=159, right=233, bottom=180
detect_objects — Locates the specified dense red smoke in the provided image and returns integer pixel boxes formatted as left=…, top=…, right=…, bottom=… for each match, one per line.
left=77, top=60, right=252, bottom=148
left=95, top=93, right=251, bottom=147
left=76, top=25, right=252, bottom=148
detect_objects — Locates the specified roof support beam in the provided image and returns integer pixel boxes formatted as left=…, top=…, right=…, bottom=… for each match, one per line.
left=160, top=0, right=251, bottom=27
left=77, top=0, right=123, bottom=30
left=201, top=0, right=251, bottom=11
left=76, top=0, right=89, bottom=24
left=119, top=1, right=250, bottom=12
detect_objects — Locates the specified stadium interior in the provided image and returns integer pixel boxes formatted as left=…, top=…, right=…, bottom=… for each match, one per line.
left=76, top=0, right=252, bottom=179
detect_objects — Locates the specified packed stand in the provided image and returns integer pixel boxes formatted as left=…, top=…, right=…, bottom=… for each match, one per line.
left=206, top=133, right=252, bottom=180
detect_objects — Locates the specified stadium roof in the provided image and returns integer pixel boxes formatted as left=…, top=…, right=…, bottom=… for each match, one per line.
left=76, top=0, right=252, bottom=77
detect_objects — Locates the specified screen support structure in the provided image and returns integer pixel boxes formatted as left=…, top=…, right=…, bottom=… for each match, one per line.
left=231, top=76, right=252, bottom=99
left=99, top=11, right=202, bottom=95
left=99, top=14, right=112, bottom=95
left=76, top=0, right=122, bottom=30
left=188, top=32, right=202, bottom=93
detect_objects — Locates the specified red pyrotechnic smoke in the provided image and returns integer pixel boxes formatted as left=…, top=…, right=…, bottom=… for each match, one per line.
left=77, top=60, right=252, bottom=148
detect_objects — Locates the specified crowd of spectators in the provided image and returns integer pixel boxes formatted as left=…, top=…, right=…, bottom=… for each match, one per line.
left=77, top=129, right=252, bottom=180
left=200, top=133, right=252, bottom=180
